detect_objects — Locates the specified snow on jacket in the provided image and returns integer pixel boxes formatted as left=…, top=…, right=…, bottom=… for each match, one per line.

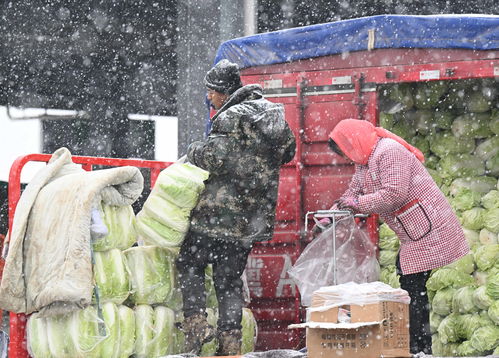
left=331, top=119, right=468, bottom=275
left=0, top=148, right=143, bottom=316
left=187, top=84, right=296, bottom=243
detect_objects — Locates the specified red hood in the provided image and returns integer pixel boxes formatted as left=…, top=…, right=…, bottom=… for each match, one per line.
left=329, top=119, right=425, bottom=165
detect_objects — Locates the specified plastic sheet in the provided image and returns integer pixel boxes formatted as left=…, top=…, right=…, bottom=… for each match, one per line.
left=288, top=215, right=380, bottom=307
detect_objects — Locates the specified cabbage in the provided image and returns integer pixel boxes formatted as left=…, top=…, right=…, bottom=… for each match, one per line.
left=452, top=113, right=492, bottom=138
left=431, top=287, right=455, bottom=316
left=475, top=135, right=499, bottom=161
left=439, top=153, right=485, bottom=179
left=241, top=308, right=257, bottom=354
left=380, top=265, right=400, bottom=288
left=473, top=286, right=493, bottom=311
left=433, top=111, right=454, bottom=129
left=437, top=313, right=460, bottom=344
left=46, top=313, right=78, bottom=358
left=452, top=286, right=478, bottom=314
left=390, top=117, right=416, bottom=138
left=414, top=81, right=447, bottom=109
left=461, top=208, right=485, bottom=230
left=99, top=303, right=120, bottom=358
left=70, top=306, right=104, bottom=358
left=93, top=203, right=137, bottom=251
left=487, top=300, right=499, bottom=324
left=483, top=208, right=499, bottom=233
left=486, top=269, right=499, bottom=299
left=378, top=223, right=395, bottom=239
left=424, top=155, right=440, bottom=170
left=486, top=153, right=499, bottom=176
left=200, top=308, right=218, bottom=357
left=470, top=325, right=499, bottom=352
left=426, top=268, right=474, bottom=291
left=124, top=246, right=176, bottom=305
left=413, top=110, right=434, bottom=135
left=490, top=111, right=499, bottom=134
left=457, top=313, right=488, bottom=340
left=136, top=212, right=185, bottom=247
left=465, top=91, right=491, bottom=113
left=172, top=312, right=186, bottom=354
left=482, top=190, right=499, bottom=209
left=449, top=176, right=497, bottom=196
left=379, top=250, right=398, bottom=267
left=117, top=305, right=135, bottom=358
left=463, top=228, right=480, bottom=247
left=379, top=234, right=399, bottom=251
left=473, top=244, right=499, bottom=271
left=429, top=131, right=475, bottom=157
left=93, top=249, right=130, bottom=304
left=142, top=196, right=190, bottom=233
left=150, top=306, right=176, bottom=357
left=388, top=83, right=414, bottom=109
left=134, top=305, right=154, bottom=358
left=456, top=340, right=484, bottom=357
left=379, top=112, right=395, bottom=129
left=154, top=163, right=209, bottom=209
left=411, top=135, right=430, bottom=155
left=450, top=187, right=481, bottom=211
left=27, top=313, right=53, bottom=358
left=445, top=254, right=474, bottom=275
left=429, top=312, right=442, bottom=334
left=479, top=228, right=498, bottom=245
left=473, top=271, right=489, bottom=286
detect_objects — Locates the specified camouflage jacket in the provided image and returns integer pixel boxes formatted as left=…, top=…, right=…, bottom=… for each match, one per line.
left=187, top=84, right=296, bottom=243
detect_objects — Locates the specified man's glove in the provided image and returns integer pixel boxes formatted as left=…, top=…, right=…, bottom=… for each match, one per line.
left=336, top=197, right=359, bottom=211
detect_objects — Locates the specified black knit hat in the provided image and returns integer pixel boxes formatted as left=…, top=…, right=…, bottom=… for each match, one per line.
left=204, top=59, right=243, bottom=95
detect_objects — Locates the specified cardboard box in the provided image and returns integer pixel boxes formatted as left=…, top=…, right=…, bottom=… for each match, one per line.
left=289, top=301, right=411, bottom=358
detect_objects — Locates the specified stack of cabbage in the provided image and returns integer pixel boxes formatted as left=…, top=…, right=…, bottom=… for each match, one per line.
left=378, top=223, right=400, bottom=288
left=379, top=78, right=499, bottom=356
left=136, top=163, right=210, bottom=247
left=26, top=164, right=258, bottom=357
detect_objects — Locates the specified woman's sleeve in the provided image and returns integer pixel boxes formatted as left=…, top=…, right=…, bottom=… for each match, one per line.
left=357, top=147, right=412, bottom=214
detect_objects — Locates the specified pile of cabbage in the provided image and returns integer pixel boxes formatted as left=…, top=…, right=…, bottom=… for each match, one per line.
left=26, top=163, right=258, bottom=358
left=378, top=78, right=499, bottom=356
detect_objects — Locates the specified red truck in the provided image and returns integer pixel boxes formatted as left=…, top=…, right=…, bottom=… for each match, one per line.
left=5, top=13, right=499, bottom=357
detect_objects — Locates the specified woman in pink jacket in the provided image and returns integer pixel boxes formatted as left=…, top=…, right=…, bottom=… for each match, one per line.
left=328, top=119, right=469, bottom=355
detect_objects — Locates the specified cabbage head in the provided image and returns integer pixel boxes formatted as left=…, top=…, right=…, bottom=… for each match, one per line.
left=445, top=253, right=474, bottom=274
left=388, top=83, right=414, bottom=109
left=465, top=91, right=491, bottom=113
left=470, top=325, right=499, bottom=352
left=452, top=286, right=478, bottom=314
left=414, top=81, right=447, bottom=109
left=429, top=131, right=475, bottom=157
left=379, top=235, right=400, bottom=251
left=474, top=244, right=499, bottom=271
left=483, top=208, right=499, bottom=233
left=486, top=269, right=499, bottom=299
left=411, top=135, right=430, bottom=154
left=461, top=208, right=486, bottom=230
left=379, top=250, right=398, bottom=267
left=379, top=223, right=395, bottom=239
left=472, top=286, right=494, bottom=310
left=450, top=176, right=497, bottom=196
left=117, top=305, right=135, bottom=358
left=456, top=313, right=486, bottom=340
left=390, top=116, right=416, bottom=139
left=431, top=287, right=455, bottom=316
left=474, top=135, right=499, bottom=161
left=93, top=249, right=130, bottom=304
left=124, top=246, right=176, bottom=305
left=452, top=113, right=492, bottom=138
left=456, top=340, right=484, bottom=357
left=142, top=195, right=190, bottom=233
left=450, top=187, right=481, bottom=211
left=486, top=154, right=499, bottom=176
left=93, top=203, right=137, bottom=251
left=379, top=112, right=395, bottom=129
left=439, top=153, right=485, bottom=179
left=426, top=268, right=474, bottom=291
left=463, top=228, right=480, bottom=247
left=380, top=265, right=400, bottom=289
left=27, top=313, right=53, bottom=358
left=490, top=111, right=499, bottom=135
left=241, top=308, right=257, bottom=354
left=134, top=305, right=154, bottom=358
left=150, top=306, right=176, bottom=357
left=480, top=228, right=498, bottom=245
left=136, top=212, right=185, bottom=248
left=433, top=111, right=454, bottom=129
left=429, top=312, right=443, bottom=334
left=488, top=300, right=499, bottom=324
left=437, top=313, right=460, bottom=344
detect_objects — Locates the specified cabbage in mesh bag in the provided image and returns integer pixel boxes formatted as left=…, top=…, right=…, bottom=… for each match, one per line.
left=93, top=249, right=130, bottom=304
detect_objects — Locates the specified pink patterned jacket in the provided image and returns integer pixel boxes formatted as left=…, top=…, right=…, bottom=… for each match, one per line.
left=342, top=137, right=469, bottom=275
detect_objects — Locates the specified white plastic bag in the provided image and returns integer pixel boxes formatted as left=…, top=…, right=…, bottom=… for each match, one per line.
left=288, top=215, right=380, bottom=306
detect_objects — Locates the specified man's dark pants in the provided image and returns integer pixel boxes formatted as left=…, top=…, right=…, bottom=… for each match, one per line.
left=176, top=231, right=253, bottom=331
left=396, top=255, right=432, bottom=354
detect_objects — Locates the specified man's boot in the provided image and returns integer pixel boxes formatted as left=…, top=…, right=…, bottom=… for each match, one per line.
left=180, top=313, right=216, bottom=354
left=216, top=329, right=242, bottom=356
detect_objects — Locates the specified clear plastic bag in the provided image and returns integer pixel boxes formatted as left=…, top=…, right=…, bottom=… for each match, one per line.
left=288, top=215, right=380, bottom=306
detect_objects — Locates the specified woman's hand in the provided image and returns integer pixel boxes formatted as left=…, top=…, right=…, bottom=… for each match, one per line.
left=336, top=197, right=359, bottom=211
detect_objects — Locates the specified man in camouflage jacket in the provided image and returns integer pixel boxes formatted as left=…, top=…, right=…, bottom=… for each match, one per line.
left=177, top=59, right=296, bottom=355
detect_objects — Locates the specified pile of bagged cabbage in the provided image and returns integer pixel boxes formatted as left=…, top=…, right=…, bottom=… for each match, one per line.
left=378, top=78, right=499, bottom=356
left=26, top=163, right=258, bottom=358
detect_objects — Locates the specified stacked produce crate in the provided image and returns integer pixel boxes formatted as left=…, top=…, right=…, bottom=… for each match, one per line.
left=377, top=78, right=499, bottom=356
left=26, top=163, right=257, bottom=358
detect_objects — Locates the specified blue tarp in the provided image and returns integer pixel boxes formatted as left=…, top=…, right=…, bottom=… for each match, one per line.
left=214, top=14, right=499, bottom=69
